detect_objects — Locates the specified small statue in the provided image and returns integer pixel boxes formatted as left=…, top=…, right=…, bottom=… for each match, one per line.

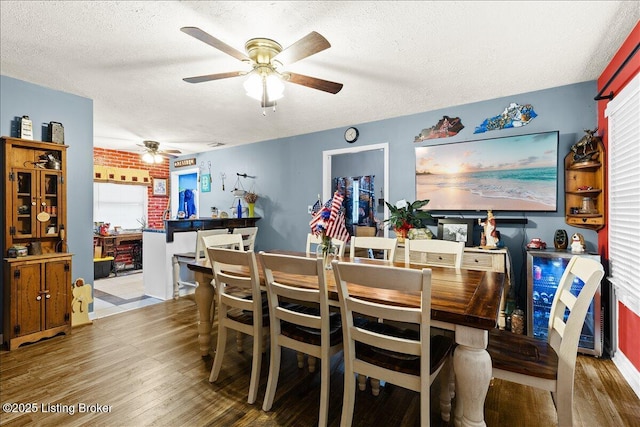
left=478, top=210, right=500, bottom=247
left=71, top=278, right=94, bottom=326
left=570, top=232, right=586, bottom=253
left=572, top=128, right=601, bottom=163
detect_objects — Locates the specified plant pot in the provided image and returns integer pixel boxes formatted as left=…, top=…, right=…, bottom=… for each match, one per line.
left=395, top=228, right=408, bottom=243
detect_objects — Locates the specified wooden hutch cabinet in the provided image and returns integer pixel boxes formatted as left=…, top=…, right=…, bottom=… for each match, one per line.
left=2, top=136, right=72, bottom=350
left=564, top=137, right=606, bottom=230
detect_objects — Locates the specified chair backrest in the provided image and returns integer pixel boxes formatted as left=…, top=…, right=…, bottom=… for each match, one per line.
left=194, top=228, right=229, bottom=261
left=332, top=260, right=432, bottom=388
left=207, top=247, right=263, bottom=317
left=233, top=226, right=258, bottom=251
left=404, top=239, right=465, bottom=269
left=201, top=233, right=244, bottom=263
left=349, top=236, right=397, bottom=260
left=305, top=233, right=346, bottom=257
left=548, top=256, right=604, bottom=383
left=260, top=252, right=330, bottom=338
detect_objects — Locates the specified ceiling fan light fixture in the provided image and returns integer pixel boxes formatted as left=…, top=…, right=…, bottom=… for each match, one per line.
left=243, top=71, right=284, bottom=102
left=154, top=154, right=164, bottom=163
left=142, top=152, right=155, bottom=163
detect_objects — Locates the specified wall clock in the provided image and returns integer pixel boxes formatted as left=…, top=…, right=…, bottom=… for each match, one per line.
left=554, top=229, right=568, bottom=249
left=344, top=127, right=359, bottom=143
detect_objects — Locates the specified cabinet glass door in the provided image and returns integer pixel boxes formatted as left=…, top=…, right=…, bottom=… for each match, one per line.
left=40, top=171, right=62, bottom=237
left=12, top=169, right=36, bottom=238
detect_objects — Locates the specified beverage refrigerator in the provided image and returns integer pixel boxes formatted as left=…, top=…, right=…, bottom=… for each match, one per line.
left=526, top=249, right=602, bottom=357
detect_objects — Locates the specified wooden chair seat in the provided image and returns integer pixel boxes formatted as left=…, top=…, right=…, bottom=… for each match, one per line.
left=281, top=310, right=342, bottom=347
left=355, top=320, right=453, bottom=376
left=488, top=329, right=558, bottom=380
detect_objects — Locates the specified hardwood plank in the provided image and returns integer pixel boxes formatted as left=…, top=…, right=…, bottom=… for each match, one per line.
left=1, top=298, right=638, bottom=426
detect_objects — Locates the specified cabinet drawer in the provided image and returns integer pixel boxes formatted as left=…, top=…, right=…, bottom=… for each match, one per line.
left=462, top=252, right=504, bottom=272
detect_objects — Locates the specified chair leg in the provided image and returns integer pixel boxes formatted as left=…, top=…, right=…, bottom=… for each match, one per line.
left=209, top=323, right=228, bottom=382
left=247, top=329, right=262, bottom=405
left=357, top=374, right=367, bottom=391
left=308, top=356, right=317, bottom=373
left=341, top=372, right=357, bottom=427
left=318, top=354, right=330, bottom=427
left=236, top=331, right=243, bottom=352
left=297, top=352, right=305, bottom=368
left=439, top=359, right=453, bottom=422
left=370, top=378, right=381, bottom=396
left=262, top=343, right=281, bottom=411
left=554, top=390, right=574, bottom=427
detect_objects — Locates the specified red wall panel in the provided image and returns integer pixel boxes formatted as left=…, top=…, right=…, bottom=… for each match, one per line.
left=597, top=22, right=640, bottom=370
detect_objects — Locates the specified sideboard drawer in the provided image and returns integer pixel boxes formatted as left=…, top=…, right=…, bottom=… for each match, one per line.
left=462, top=251, right=505, bottom=272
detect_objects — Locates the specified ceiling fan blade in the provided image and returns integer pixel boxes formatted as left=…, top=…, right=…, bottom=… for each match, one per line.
left=274, top=31, right=330, bottom=65
left=286, top=72, right=343, bottom=94
left=183, top=71, right=244, bottom=84
left=181, top=26, right=250, bottom=62
left=161, top=149, right=182, bottom=154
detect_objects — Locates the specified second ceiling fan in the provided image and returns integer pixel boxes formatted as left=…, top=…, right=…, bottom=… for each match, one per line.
left=181, top=27, right=343, bottom=109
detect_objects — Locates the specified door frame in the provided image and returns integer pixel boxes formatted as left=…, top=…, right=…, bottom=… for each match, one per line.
left=322, top=143, right=389, bottom=237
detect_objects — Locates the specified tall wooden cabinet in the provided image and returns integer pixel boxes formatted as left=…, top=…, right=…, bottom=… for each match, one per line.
left=564, top=137, right=606, bottom=230
left=2, top=137, right=72, bottom=350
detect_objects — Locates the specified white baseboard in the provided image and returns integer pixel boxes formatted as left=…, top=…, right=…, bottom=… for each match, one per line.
left=613, top=350, right=640, bottom=399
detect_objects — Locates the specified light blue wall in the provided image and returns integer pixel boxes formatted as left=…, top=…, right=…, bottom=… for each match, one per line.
left=1, top=75, right=94, bottom=328
left=181, top=81, right=598, bottom=309
left=0, top=74, right=596, bottom=319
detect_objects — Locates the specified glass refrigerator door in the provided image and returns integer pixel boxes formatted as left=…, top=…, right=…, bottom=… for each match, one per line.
left=529, top=252, right=601, bottom=356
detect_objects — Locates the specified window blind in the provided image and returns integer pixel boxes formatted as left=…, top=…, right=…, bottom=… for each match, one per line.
left=606, top=73, right=640, bottom=313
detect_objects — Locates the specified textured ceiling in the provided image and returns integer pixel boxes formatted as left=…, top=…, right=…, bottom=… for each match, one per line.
left=1, top=1, right=638, bottom=155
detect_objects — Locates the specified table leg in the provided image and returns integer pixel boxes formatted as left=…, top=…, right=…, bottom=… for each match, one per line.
left=453, top=325, right=491, bottom=427
left=194, top=271, right=215, bottom=357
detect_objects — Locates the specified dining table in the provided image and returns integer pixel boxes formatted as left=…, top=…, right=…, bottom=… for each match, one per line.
left=187, top=250, right=505, bottom=427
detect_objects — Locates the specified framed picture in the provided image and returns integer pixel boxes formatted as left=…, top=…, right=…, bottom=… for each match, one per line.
left=153, top=178, right=167, bottom=196
left=437, top=218, right=475, bottom=247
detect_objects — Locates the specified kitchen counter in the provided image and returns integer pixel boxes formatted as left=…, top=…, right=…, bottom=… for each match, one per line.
left=163, top=217, right=260, bottom=242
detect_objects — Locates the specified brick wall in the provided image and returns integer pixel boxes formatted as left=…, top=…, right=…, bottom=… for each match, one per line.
left=93, top=147, right=169, bottom=229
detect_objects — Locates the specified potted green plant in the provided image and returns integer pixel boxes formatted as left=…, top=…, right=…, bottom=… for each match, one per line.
left=384, top=199, right=432, bottom=242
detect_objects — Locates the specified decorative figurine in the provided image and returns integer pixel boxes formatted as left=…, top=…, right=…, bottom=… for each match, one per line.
left=570, top=232, right=586, bottom=253
left=478, top=210, right=500, bottom=247
left=71, top=278, right=93, bottom=326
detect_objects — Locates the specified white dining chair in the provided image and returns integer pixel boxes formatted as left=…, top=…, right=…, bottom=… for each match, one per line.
left=233, top=226, right=258, bottom=251
left=172, top=228, right=229, bottom=298
left=305, top=233, right=346, bottom=257
left=260, top=252, right=343, bottom=427
left=349, top=236, right=397, bottom=260
left=208, top=247, right=268, bottom=405
left=332, top=260, right=454, bottom=426
left=404, top=239, right=465, bottom=269
left=487, top=256, right=604, bottom=426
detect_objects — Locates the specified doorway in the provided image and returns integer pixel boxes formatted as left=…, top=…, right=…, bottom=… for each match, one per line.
left=170, top=167, right=200, bottom=219
left=322, top=143, right=389, bottom=237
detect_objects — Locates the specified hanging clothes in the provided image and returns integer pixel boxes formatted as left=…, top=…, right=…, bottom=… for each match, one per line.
left=184, top=189, right=197, bottom=218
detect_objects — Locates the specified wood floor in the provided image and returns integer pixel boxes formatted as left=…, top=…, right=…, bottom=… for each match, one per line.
left=1, top=295, right=638, bottom=426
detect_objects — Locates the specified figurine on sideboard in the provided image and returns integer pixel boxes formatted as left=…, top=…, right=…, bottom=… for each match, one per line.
left=478, top=210, right=500, bottom=247
left=570, top=232, right=586, bottom=253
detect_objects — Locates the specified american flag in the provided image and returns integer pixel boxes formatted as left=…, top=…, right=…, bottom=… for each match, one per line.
left=328, top=191, right=343, bottom=222
left=326, top=210, right=350, bottom=242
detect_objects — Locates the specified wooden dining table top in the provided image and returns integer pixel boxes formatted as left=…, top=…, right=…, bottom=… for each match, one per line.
left=187, top=250, right=505, bottom=330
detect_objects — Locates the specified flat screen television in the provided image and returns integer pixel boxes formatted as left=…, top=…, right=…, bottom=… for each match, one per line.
left=415, top=130, right=559, bottom=212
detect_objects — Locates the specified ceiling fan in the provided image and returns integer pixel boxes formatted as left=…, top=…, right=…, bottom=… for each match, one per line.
left=137, top=140, right=182, bottom=163
left=180, top=27, right=343, bottom=110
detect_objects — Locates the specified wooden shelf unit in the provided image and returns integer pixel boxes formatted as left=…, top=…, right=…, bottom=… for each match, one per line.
left=564, top=139, right=606, bottom=230
left=2, top=136, right=72, bottom=350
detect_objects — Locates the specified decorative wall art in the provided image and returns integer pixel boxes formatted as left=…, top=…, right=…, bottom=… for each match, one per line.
left=474, top=102, right=538, bottom=133
left=415, top=130, right=559, bottom=212
left=414, top=116, right=465, bottom=141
